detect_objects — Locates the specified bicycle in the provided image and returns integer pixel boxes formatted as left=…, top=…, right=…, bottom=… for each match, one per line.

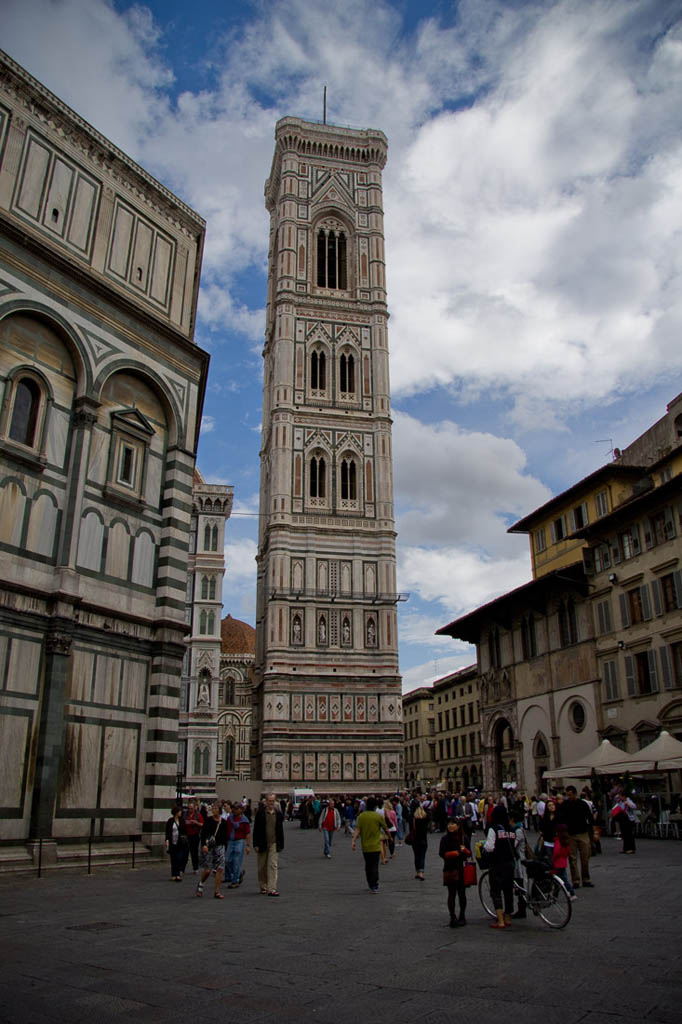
left=478, top=859, right=572, bottom=929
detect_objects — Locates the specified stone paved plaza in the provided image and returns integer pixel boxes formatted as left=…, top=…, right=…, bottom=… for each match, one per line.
left=1, top=824, right=680, bottom=1023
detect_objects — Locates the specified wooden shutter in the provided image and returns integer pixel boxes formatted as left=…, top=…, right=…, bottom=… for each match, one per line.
left=651, top=578, right=663, bottom=617
left=619, top=593, right=630, bottom=629
left=647, top=650, right=659, bottom=693
left=664, top=507, right=675, bottom=540
left=625, top=655, right=636, bottom=696
left=659, top=646, right=673, bottom=690
left=673, top=571, right=682, bottom=609
left=640, top=584, right=652, bottom=621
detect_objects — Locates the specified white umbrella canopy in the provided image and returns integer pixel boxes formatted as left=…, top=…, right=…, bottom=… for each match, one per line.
left=543, top=739, right=627, bottom=779
left=598, top=731, right=682, bottom=774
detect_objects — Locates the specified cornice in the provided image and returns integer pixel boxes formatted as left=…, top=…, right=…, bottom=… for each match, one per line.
left=0, top=49, right=205, bottom=239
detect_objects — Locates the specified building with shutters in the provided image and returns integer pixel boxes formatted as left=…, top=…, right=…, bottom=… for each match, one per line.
left=437, top=393, right=682, bottom=790
left=252, top=116, right=404, bottom=794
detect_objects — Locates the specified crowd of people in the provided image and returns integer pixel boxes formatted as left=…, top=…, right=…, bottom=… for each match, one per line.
left=164, top=783, right=676, bottom=923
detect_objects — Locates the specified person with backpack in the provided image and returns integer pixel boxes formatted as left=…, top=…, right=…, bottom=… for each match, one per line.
left=483, top=804, right=518, bottom=929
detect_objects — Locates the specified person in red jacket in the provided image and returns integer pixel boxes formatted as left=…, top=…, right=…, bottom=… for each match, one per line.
left=552, top=824, right=577, bottom=899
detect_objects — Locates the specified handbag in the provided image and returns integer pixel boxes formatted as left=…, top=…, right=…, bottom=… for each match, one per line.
left=462, top=862, right=477, bottom=887
left=404, top=828, right=415, bottom=846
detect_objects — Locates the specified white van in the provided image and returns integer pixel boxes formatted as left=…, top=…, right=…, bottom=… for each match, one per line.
left=290, top=788, right=315, bottom=816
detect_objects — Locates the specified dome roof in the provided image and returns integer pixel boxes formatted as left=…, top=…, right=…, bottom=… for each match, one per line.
left=221, top=614, right=255, bottom=655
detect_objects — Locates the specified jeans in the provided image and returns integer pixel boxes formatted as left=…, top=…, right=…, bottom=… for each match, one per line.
left=323, top=830, right=334, bottom=856
left=554, top=866, right=575, bottom=895
left=226, top=838, right=246, bottom=884
left=362, top=851, right=380, bottom=890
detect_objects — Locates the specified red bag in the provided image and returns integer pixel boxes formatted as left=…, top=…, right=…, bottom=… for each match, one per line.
left=462, top=862, right=477, bottom=887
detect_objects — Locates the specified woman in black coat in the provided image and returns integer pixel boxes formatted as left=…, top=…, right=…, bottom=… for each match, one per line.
left=439, top=818, right=471, bottom=927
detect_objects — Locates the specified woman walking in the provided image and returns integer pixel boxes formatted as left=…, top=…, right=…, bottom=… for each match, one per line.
left=164, top=803, right=188, bottom=881
left=196, top=802, right=228, bottom=899
left=612, top=792, right=637, bottom=853
left=411, top=803, right=429, bottom=880
left=439, top=818, right=471, bottom=927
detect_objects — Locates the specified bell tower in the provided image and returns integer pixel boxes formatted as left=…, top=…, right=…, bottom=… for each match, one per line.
left=253, top=116, right=403, bottom=793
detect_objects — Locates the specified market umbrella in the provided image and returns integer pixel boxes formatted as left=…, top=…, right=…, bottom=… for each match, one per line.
left=543, top=738, right=627, bottom=778
left=597, top=731, right=682, bottom=774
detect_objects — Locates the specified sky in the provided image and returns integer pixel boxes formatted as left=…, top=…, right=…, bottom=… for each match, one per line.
left=4, top=0, right=682, bottom=692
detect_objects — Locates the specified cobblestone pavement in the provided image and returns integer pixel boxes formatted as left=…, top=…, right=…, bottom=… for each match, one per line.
left=0, top=825, right=680, bottom=1024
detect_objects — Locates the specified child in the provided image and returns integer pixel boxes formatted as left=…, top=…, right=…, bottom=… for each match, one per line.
left=552, top=824, right=577, bottom=900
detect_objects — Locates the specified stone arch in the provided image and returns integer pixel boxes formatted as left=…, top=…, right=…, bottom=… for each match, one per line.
left=94, top=360, right=181, bottom=448
left=0, top=302, right=90, bottom=394
left=487, top=713, right=516, bottom=792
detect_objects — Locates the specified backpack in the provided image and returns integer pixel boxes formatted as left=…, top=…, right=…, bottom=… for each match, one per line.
left=475, top=838, right=489, bottom=869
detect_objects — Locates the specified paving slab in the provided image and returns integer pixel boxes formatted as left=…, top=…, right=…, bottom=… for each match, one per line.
left=0, top=826, right=680, bottom=1023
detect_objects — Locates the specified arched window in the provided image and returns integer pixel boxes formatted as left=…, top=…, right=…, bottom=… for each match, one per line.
left=317, top=228, right=347, bottom=289
left=193, top=744, right=210, bottom=776
left=207, top=611, right=215, bottom=634
left=9, top=377, right=42, bottom=447
left=201, top=575, right=209, bottom=600
left=201, top=575, right=216, bottom=600
left=339, top=353, right=355, bottom=394
left=211, top=524, right=218, bottom=551
left=309, top=455, right=326, bottom=499
left=224, top=738, right=234, bottom=771
left=224, top=677, right=235, bottom=704
left=203, top=523, right=211, bottom=550
left=521, top=615, right=537, bottom=659
left=340, top=458, right=357, bottom=501
left=488, top=627, right=501, bottom=669
left=199, top=610, right=207, bottom=634
left=310, top=350, right=326, bottom=391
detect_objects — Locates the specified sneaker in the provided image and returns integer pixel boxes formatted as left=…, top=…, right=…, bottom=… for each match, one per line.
left=260, top=888, right=268, bottom=895
left=370, top=887, right=379, bottom=893
left=268, top=890, right=280, bottom=897
left=569, top=894, right=577, bottom=902
left=582, top=881, right=594, bottom=888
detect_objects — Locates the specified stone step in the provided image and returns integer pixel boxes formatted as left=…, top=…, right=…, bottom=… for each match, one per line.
left=0, top=842, right=158, bottom=875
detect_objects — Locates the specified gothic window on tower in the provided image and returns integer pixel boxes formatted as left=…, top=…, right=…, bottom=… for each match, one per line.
left=339, top=455, right=358, bottom=510
left=310, top=348, right=327, bottom=396
left=308, top=453, right=327, bottom=508
left=203, top=521, right=219, bottom=551
left=316, top=225, right=347, bottom=289
left=339, top=351, right=356, bottom=398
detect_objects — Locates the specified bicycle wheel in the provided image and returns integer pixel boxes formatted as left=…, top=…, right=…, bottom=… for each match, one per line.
left=478, top=870, right=496, bottom=919
left=530, top=875, right=572, bottom=929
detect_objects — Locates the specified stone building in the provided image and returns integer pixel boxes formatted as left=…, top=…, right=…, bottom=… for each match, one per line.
left=252, top=117, right=404, bottom=794
left=0, top=51, right=208, bottom=858
left=403, top=687, right=437, bottom=790
left=436, top=394, right=682, bottom=791
left=218, top=614, right=255, bottom=787
left=177, top=471, right=232, bottom=799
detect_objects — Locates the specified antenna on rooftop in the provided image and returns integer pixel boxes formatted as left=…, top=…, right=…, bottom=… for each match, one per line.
left=594, top=438, right=614, bottom=460
left=323, top=85, right=327, bottom=125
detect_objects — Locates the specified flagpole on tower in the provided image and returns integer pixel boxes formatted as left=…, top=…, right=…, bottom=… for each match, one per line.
left=323, top=85, right=327, bottom=125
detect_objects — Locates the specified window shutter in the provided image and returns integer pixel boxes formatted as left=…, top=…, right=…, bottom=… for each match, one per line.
left=625, top=655, right=636, bottom=696
left=673, top=571, right=682, bottom=609
left=581, top=502, right=588, bottom=526
left=597, top=602, right=606, bottom=635
left=640, top=584, right=652, bottom=621
left=569, top=509, right=576, bottom=533
left=619, top=593, right=630, bottom=629
left=644, top=520, right=653, bottom=550
left=664, top=507, right=675, bottom=540
left=660, top=646, right=673, bottom=690
left=651, top=578, right=663, bottom=617
left=612, top=543, right=621, bottom=564
left=631, top=526, right=641, bottom=556
left=647, top=650, right=659, bottom=693
left=603, top=600, right=611, bottom=632
left=550, top=521, right=556, bottom=544
left=583, top=547, right=595, bottom=575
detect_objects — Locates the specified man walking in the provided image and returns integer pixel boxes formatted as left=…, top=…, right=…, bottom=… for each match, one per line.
left=253, top=793, right=285, bottom=897
left=560, top=785, right=594, bottom=888
left=319, top=798, right=341, bottom=857
left=351, top=796, right=389, bottom=893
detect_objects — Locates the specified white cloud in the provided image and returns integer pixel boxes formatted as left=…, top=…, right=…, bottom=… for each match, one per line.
left=200, top=415, right=215, bottom=434
left=400, top=652, right=477, bottom=696
left=223, top=537, right=257, bottom=583
left=393, top=411, right=551, bottom=550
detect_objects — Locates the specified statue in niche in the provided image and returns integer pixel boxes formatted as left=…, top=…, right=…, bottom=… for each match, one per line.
left=342, top=618, right=351, bottom=644
left=292, top=616, right=302, bottom=644
left=366, top=618, right=376, bottom=646
left=198, top=681, right=210, bottom=706
left=318, top=616, right=327, bottom=644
